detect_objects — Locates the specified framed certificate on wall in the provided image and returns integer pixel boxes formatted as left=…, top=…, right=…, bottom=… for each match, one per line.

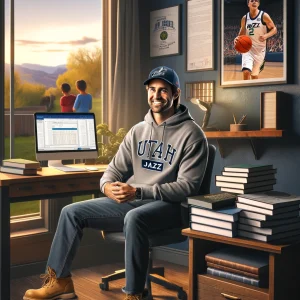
left=150, top=5, right=180, bottom=58
left=186, top=0, right=214, bottom=71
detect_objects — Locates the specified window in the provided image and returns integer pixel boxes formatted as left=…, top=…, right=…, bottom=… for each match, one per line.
left=3, top=0, right=102, bottom=264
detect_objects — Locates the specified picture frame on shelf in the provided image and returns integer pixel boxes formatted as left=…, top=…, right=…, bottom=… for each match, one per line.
left=186, top=0, right=214, bottom=72
left=150, top=5, right=180, bottom=58
left=220, top=0, right=288, bottom=88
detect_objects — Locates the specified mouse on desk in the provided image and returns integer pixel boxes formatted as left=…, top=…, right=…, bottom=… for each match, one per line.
left=85, top=167, right=99, bottom=171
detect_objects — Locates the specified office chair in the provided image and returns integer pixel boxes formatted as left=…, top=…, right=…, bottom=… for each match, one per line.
left=99, top=144, right=216, bottom=300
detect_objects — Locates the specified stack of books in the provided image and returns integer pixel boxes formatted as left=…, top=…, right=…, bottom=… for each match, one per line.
left=215, top=164, right=276, bottom=194
left=0, top=158, right=40, bottom=175
left=205, top=247, right=269, bottom=287
left=188, top=192, right=240, bottom=237
left=236, top=191, right=300, bottom=243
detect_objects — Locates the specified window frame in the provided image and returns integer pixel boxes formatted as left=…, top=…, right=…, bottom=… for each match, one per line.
left=2, top=0, right=104, bottom=266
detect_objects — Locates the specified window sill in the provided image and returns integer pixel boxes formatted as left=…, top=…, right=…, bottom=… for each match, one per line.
left=11, top=227, right=48, bottom=238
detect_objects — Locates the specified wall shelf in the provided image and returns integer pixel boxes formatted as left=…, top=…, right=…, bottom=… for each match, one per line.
left=204, top=130, right=283, bottom=159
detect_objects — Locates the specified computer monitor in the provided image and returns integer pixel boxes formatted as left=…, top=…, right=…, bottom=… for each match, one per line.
left=34, top=112, right=98, bottom=172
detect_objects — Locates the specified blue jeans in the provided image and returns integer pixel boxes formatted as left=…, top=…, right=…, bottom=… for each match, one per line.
left=46, top=197, right=181, bottom=294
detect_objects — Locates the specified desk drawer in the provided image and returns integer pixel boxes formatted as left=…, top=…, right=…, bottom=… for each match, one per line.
left=197, top=274, right=268, bottom=300
left=9, top=177, right=100, bottom=198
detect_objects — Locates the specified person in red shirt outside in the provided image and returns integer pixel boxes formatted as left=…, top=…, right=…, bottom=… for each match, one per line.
left=60, top=83, right=76, bottom=112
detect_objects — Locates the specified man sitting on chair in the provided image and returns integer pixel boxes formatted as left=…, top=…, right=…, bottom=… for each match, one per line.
left=23, top=66, right=208, bottom=300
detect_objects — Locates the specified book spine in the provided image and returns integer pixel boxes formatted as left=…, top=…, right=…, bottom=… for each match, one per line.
left=207, top=267, right=261, bottom=287
left=205, top=256, right=259, bottom=275
left=206, top=262, right=259, bottom=279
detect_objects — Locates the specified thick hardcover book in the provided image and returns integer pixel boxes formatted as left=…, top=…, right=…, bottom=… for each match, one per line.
left=236, top=203, right=299, bottom=216
left=216, top=179, right=276, bottom=189
left=222, top=169, right=277, bottom=178
left=223, top=164, right=273, bottom=173
left=206, top=267, right=268, bottom=288
left=2, top=158, right=40, bottom=169
left=190, top=222, right=237, bottom=237
left=216, top=174, right=275, bottom=184
left=239, top=216, right=300, bottom=228
left=237, top=191, right=300, bottom=210
left=240, top=210, right=300, bottom=221
left=238, top=222, right=300, bottom=235
left=0, top=166, right=38, bottom=175
left=190, top=214, right=237, bottom=230
left=220, top=185, right=274, bottom=194
left=187, top=192, right=236, bottom=210
left=206, top=262, right=260, bottom=279
left=205, top=247, right=269, bottom=275
left=238, top=228, right=300, bottom=242
left=190, top=206, right=241, bottom=222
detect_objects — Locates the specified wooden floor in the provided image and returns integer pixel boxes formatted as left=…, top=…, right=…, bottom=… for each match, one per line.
left=11, top=260, right=188, bottom=300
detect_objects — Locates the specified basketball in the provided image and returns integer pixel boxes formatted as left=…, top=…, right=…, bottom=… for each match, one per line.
left=234, top=35, right=252, bottom=53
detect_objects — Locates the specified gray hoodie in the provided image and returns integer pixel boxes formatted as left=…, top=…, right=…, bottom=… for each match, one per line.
left=100, top=104, right=208, bottom=203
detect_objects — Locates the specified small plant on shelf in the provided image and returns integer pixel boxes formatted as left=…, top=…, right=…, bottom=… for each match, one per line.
left=96, top=123, right=127, bottom=163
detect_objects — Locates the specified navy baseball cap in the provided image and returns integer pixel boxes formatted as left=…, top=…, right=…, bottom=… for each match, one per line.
left=144, top=66, right=180, bottom=89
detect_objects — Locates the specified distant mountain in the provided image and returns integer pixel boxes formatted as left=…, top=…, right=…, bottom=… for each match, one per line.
left=5, top=63, right=67, bottom=88
left=21, top=63, right=67, bottom=74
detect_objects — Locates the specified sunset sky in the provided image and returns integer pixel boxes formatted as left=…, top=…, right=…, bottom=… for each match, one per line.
left=5, top=0, right=102, bottom=66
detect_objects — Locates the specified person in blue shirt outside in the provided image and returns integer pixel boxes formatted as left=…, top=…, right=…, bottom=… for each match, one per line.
left=73, top=80, right=92, bottom=112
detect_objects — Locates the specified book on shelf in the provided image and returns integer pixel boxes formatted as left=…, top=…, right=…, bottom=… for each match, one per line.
left=205, top=247, right=269, bottom=275
left=223, top=164, right=273, bottom=173
left=236, top=203, right=299, bottom=216
left=206, top=262, right=260, bottom=279
left=0, top=166, right=38, bottom=175
left=238, top=222, right=300, bottom=235
left=238, top=228, right=300, bottom=242
left=269, top=234, right=300, bottom=245
left=190, top=214, right=237, bottom=230
left=240, top=210, right=300, bottom=221
left=220, top=185, right=274, bottom=194
left=216, top=179, right=276, bottom=189
left=190, top=222, right=237, bottom=237
left=190, top=206, right=241, bottom=222
left=206, top=267, right=268, bottom=288
left=2, top=158, right=40, bottom=169
left=239, top=216, right=300, bottom=228
left=237, top=191, right=300, bottom=210
left=216, top=174, right=275, bottom=184
left=187, top=192, right=236, bottom=210
left=222, top=169, right=277, bottom=178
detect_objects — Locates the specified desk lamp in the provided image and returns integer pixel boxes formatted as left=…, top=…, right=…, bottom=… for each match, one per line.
left=191, top=98, right=213, bottom=129
left=186, top=81, right=215, bottom=131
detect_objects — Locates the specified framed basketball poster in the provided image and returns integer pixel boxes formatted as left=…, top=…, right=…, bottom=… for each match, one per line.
left=221, top=0, right=288, bottom=88
left=150, top=5, right=180, bottom=58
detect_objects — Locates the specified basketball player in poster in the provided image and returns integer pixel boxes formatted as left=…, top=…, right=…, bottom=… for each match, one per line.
left=234, top=0, right=277, bottom=80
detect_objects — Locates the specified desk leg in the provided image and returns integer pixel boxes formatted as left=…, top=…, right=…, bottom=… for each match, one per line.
left=0, top=186, right=10, bottom=300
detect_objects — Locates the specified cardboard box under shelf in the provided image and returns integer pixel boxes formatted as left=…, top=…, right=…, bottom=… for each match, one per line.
left=260, top=91, right=287, bottom=130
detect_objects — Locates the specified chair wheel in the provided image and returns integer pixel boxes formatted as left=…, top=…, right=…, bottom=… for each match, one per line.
left=177, top=290, right=187, bottom=300
left=99, top=281, right=109, bottom=291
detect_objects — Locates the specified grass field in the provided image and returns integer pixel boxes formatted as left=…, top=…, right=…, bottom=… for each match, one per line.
left=6, top=97, right=102, bottom=217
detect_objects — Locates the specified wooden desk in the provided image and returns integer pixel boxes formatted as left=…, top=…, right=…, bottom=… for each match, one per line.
left=0, top=164, right=107, bottom=299
left=182, top=228, right=300, bottom=300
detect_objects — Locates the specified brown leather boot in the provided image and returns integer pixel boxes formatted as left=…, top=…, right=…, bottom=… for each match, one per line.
left=23, top=267, right=77, bottom=299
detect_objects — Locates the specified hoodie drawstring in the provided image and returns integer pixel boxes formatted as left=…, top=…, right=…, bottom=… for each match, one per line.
left=147, top=122, right=166, bottom=159
left=161, top=122, right=166, bottom=144
left=147, top=122, right=154, bottom=158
